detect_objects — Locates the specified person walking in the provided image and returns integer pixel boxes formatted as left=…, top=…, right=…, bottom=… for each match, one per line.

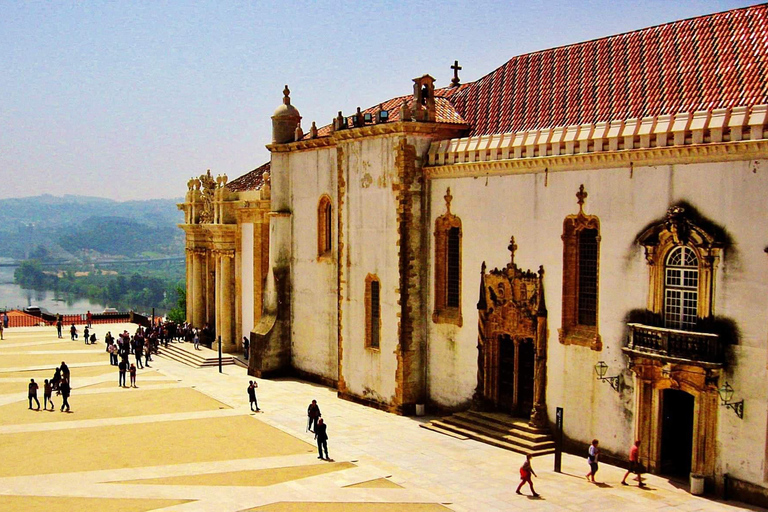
left=515, top=454, right=539, bottom=497
left=2, top=311, right=8, bottom=328
left=144, top=343, right=151, bottom=367
left=56, top=318, right=63, bottom=338
left=129, top=363, right=137, bottom=388
left=51, top=367, right=61, bottom=391
left=134, top=337, right=144, bottom=369
left=242, top=336, right=249, bottom=360
left=60, top=361, right=70, bottom=386
left=28, top=379, right=40, bottom=410
left=59, top=377, right=71, bottom=412
left=70, top=324, right=78, bottom=341
left=193, top=330, right=200, bottom=350
left=247, top=381, right=259, bottom=412
left=586, top=439, right=600, bottom=482
left=315, top=418, right=329, bottom=460
left=83, top=326, right=90, bottom=345
left=118, top=359, right=127, bottom=388
left=108, top=341, right=118, bottom=366
left=43, top=379, right=54, bottom=411
left=307, top=400, right=321, bottom=432
left=0, top=319, right=4, bottom=340
left=621, top=439, right=645, bottom=487
left=86, top=310, right=92, bottom=328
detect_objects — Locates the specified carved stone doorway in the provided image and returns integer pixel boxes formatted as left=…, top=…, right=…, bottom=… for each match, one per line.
left=476, top=237, right=548, bottom=427
left=660, top=389, right=694, bottom=477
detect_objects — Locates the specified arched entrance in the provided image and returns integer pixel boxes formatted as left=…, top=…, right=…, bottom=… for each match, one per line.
left=476, top=237, right=548, bottom=427
left=660, top=388, right=694, bottom=477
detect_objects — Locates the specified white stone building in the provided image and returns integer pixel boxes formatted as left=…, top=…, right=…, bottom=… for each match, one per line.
left=179, top=4, right=768, bottom=505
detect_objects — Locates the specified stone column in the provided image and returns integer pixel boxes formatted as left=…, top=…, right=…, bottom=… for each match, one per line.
left=220, top=250, right=234, bottom=351
left=192, top=249, right=205, bottom=327
left=185, top=248, right=194, bottom=323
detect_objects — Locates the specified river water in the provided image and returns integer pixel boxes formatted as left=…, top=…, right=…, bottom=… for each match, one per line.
left=0, top=265, right=109, bottom=314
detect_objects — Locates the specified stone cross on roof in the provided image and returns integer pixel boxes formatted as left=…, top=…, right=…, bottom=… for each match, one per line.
left=451, top=60, right=462, bottom=87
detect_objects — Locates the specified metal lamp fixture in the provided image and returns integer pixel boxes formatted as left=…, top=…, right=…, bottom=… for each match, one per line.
left=595, top=361, right=620, bottom=392
left=717, top=381, right=744, bottom=419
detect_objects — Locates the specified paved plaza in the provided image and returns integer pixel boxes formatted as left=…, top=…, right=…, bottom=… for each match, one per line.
left=0, top=325, right=761, bottom=511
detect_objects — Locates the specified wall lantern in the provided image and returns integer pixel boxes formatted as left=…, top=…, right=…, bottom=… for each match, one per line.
left=717, top=381, right=744, bottom=419
left=594, top=361, right=620, bottom=392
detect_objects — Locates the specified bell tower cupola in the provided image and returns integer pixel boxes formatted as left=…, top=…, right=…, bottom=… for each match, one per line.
left=271, top=85, right=302, bottom=144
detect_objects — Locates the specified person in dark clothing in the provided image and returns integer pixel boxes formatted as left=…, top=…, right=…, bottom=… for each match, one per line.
left=43, top=379, right=54, bottom=410
left=134, top=337, right=144, bottom=369
left=315, top=418, right=329, bottom=460
left=59, top=378, right=71, bottom=412
left=51, top=367, right=61, bottom=391
left=60, top=361, right=70, bottom=385
left=56, top=319, right=63, bottom=338
left=242, top=336, right=249, bottom=360
left=247, top=381, right=259, bottom=412
left=70, top=324, right=78, bottom=340
left=307, top=400, right=321, bottom=432
left=83, top=326, right=90, bottom=345
left=118, top=359, right=127, bottom=387
left=28, top=379, right=40, bottom=410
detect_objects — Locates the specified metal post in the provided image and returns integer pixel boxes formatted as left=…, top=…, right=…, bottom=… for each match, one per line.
left=218, top=335, right=222, bottom=373
left=151, top=307, right=155, bottom=327
left=554, top=407, right=563, bottom=473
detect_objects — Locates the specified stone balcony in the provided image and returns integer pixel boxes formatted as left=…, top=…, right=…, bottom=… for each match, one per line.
left=624, top=322, right=723, bottom=366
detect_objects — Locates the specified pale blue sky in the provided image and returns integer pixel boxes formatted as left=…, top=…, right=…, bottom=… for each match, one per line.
left=0, top=1, right=759, bottom=200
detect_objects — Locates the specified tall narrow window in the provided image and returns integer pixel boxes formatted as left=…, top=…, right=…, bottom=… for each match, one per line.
left=317, top=195, right=332, bottom=257
left=560, top=184, right=601, bottom=350
left=664, top=246, right=699, bottom=330
left=577, top=229, right=598, bottom=326
left=433, top=188, right=463, bottom=326
left=365, top=274, right=381, bottom=349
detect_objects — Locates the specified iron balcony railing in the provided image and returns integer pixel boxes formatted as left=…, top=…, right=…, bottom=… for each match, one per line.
left=626, top=323, right=723, bottom=363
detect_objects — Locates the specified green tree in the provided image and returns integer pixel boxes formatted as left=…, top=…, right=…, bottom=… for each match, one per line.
left=167, top=285, right=186, bottom=323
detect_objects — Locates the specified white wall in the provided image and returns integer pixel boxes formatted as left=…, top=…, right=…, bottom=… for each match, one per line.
left=427, top=158, right=768, bottom=481
left=241, top=222, right=254, bottom=337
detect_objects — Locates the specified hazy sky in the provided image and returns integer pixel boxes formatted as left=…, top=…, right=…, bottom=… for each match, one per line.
left=0, top=0, right=758, bottom=201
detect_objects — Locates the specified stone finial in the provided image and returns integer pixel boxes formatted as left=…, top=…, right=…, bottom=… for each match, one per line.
left=283, top=85, right=291, bottom=105
left=576, top=184, right=588, bottom=213
left=508, top=236, right=518, bottom=266
left=399, top=102, right=410, bottom=122
left=294, top=124, right=304, bottom=141
left=310, top=121, right=318, bottom=139
left=444, top=187, right=453, bottom=214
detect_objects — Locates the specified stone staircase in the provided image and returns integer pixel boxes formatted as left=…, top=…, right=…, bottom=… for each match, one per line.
left=420, top=410, right=556, bottom=457
left=157, top=343, right=236, bottom=369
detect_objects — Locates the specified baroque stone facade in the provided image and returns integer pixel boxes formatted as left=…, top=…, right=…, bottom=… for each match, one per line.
left=180, top=4, right=768, bottom=506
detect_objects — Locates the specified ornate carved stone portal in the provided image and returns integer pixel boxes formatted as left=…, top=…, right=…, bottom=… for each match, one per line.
left=476, top=237, right=548, bottom=427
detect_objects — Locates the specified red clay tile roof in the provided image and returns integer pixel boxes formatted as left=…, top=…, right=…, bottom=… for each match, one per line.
left=305, top=94, right=467, bottom=140
left=227, top=162, right=270, bottom=192
left=449, top=3, right=768, bottom=136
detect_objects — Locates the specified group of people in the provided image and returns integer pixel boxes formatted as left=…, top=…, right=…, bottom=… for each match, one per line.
left=27, top=361, right=71, bottom=412
left=516, top=438, right=645, bottom=498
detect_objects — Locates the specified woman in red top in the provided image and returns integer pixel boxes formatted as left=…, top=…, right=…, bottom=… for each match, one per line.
left=516, top=454, right=539, bottom=497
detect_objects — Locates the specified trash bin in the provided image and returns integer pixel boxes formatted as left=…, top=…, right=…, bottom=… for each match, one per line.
left=690, top=473, right=705, bottom=495
left=415, top=404, right=425, bottom=416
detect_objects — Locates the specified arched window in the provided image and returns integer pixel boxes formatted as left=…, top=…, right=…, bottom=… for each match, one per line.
left=365, top=274, right=381, bottom=349
left=664, top=246, right=699, bottom=330
left=433, top=188, right=463, bottom=326
left=317, top=195, right=332, bottom=257
left=560, top=185, right=601, bottom=350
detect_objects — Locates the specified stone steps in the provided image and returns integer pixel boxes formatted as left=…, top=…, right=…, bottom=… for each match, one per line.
left=420, top=410, right=555, bottom=457
left=157, top=343, right=236, bottom=369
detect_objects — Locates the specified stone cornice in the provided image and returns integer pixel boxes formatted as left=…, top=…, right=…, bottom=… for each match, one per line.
left=425, top=139, right=768, bottom=180
left=267, top=121, right=468, bottom=153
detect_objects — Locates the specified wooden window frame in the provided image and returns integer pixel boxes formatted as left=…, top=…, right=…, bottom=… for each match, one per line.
left=317, top=195, right=333, bottom=259
left=365, top=273, right=381, bottom=350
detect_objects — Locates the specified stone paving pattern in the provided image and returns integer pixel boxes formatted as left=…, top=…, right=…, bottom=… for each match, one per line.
left=0, top=325, right=761, bottom=511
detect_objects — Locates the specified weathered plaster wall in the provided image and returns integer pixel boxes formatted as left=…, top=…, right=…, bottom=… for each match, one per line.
left=289, top=148, right=339, bottom=382
left=339, top=135, right=401, bottom=406
left=241, top=222, right=255, bottom=338
left=428, top=158, right=768, bottom=482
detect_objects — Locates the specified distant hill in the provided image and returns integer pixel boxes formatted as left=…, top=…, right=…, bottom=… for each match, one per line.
left=0, top=195, right=184, bottom=260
